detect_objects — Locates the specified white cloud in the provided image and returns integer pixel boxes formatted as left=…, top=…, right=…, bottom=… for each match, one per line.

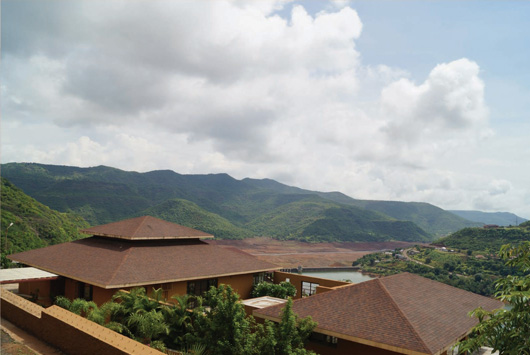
left=1, top=0, right=529, bottom=219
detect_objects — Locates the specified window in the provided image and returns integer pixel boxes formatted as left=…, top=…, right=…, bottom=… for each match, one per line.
left=253, top=272, right=265, bottom=285
left=309, top=332, right=338, bottom=347
left=154, top=283, right=172, bottom=300
left=301, top=281, right=319, bottom=297
left=187, top=278, right=218, bottom=308
left=77, top=282, right=93, bottom=301
left=187, top=278, right=218, bottom=296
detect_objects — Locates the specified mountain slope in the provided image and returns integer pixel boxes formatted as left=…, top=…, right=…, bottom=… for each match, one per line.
left=244, top=178, right=482, bottom=236
left=449, top=210, right=527, bottom=226
left=2, top=162, right=476, bottom=240
left=435, top=221, right=530, bottom=252
left=1, top=177, right=89, bottom=255
left=137, top=199, right=253, bottom=239
left=246, top=196, right=431, bottom=242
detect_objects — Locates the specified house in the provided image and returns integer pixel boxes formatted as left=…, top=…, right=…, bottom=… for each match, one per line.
left=254, top=272, right=503, bottom=355
left=7, top=216, right=280, bottom=305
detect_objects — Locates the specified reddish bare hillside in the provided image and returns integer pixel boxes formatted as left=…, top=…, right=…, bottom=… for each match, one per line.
left=208, top=238, right=422, bottom=268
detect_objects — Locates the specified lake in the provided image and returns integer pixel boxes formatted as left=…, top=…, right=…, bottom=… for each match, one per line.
left=301, top=270, right=375, bottom=283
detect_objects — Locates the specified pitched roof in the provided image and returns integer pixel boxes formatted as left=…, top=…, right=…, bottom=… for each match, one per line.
left=254, top=273, right=503, bottom=355
left=9, top=237, right=279, bottom=288
left=81, top=216, right=213, bottom=240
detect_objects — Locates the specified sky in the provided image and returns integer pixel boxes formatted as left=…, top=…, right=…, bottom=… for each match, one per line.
left=1, top=1, right=529, bottom=219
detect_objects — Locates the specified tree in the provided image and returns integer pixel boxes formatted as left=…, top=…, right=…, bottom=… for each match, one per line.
left=458, top=241, right=530, bottom=354
left=275, top=298, right=317, bottom=355
left=162, top=294, right=205, bottom=350
left=196, top=284, right=254, bottom=355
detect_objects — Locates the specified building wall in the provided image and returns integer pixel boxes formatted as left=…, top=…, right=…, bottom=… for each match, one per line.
left=219, top=273, right=255, bottom=299
left=141, top=273, right=256, bottom=303
left=274, top=271, right=350, bottom=299
left=21, top=272, right=260, bottom=306
left=18, top=280, right=52, bottom=305
left=64, top=278, right=78, bottom=300
left=93, top=286, right=116, bottom=305
left=306, top=337, right=405, bottom=355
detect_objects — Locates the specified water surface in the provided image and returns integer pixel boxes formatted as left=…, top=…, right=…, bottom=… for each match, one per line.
left=301, top=270, right=374, bottom=283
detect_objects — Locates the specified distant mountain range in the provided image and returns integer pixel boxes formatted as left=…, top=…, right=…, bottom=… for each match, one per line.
left=449, top=210, right=527, bottom=227
left=2, top=162, right=484, bottom=243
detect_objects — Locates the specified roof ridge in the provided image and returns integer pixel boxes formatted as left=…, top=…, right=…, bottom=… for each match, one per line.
left=377, top=278, right=432, bottom=354
left=132, top=216, right=149, bottom=238
left=107, top=244, right=133, bottom=286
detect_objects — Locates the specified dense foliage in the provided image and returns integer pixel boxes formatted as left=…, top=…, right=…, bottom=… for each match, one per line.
left=436, top=224, right=530, bottom=253
left=55, top=285, right=317, bottom=354
left=2, top=162, right=481, bottom=241
left=355, top=246, right=523, bottom=296
left=457, top=242, right=530, bottom=354
left=355, top=223, right=530, bottom=296
left=1, top=177, right=89, bottom=267
left=251, top=281, right=297, bottom=299
left=138, top=199, right=252, bottom=239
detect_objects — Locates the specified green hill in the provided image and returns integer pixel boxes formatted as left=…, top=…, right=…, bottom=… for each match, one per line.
left=2, top=162, right=481, bottom=242
left=244, top=178, right=482, bottom=237
left=247, top=197, right=431, bottom=242
left=449, top=210, right=527, bottom=226
left=137, top=199, right=252, bottom=239
left=435, top=222, right=530, bottom=252
left=346, top=200, right=482, bottom=236
left=1, top=177, right=89, bottom=265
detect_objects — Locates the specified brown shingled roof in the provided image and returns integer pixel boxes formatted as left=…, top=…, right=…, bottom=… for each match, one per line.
left=81, top=216, right=213, bottom=240
left=9, top=237, right=279, bottom=288
left=254, top=273, right=503, bottom=355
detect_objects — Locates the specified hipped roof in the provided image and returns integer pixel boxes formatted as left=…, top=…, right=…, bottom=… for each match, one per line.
left=254, top=273, right=503, bottom=355
left=9, top=237, right=279, bottom=289
left=9, top=216, right=278, bottom=288
left=80, top=215, right=213, bottom=240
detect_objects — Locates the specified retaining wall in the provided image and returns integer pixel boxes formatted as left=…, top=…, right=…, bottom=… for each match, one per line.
left=1, top=289, right=162, bottom=355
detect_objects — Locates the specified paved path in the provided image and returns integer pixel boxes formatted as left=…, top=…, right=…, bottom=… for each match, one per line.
left=402, top=248, right=434, bottom=268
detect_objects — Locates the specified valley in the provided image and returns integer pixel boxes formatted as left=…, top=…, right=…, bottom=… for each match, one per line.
left=210, top=237, right=422, bottom=268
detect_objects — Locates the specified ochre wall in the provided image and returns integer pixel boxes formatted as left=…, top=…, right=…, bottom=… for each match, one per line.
left=273, top=271, right=350, bottom=299
left=219, top=273, right=255, bottom=299
left=1, top=290, right=162, bottom=355
left=64, top=278, right=77, bottom=300
left=93, top=286, right=116, bottom=305
left=26, top=272, right=259, bottom=306
left=306, top=338, right=405, bottom=355
left=18, top=280, right=52, bottom=305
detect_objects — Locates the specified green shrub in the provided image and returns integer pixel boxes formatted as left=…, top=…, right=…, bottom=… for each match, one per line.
left=251, top=281, right=297, bottom=299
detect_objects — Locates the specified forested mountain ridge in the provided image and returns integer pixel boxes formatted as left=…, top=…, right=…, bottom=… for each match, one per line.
left=2, top=162, right=481, bottom=242
left=0, top=177, right=89, bottom=264
left=449, top=210, right=527, bottom=226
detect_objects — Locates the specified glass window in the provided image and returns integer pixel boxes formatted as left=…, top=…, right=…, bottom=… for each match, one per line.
left=77, top=282, right=93, bottom=301
left=253, top=272, right=265, bottom=285
left=301, top=281, right=319, bottom=297
left=187, top=278, right=218, bottom=296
